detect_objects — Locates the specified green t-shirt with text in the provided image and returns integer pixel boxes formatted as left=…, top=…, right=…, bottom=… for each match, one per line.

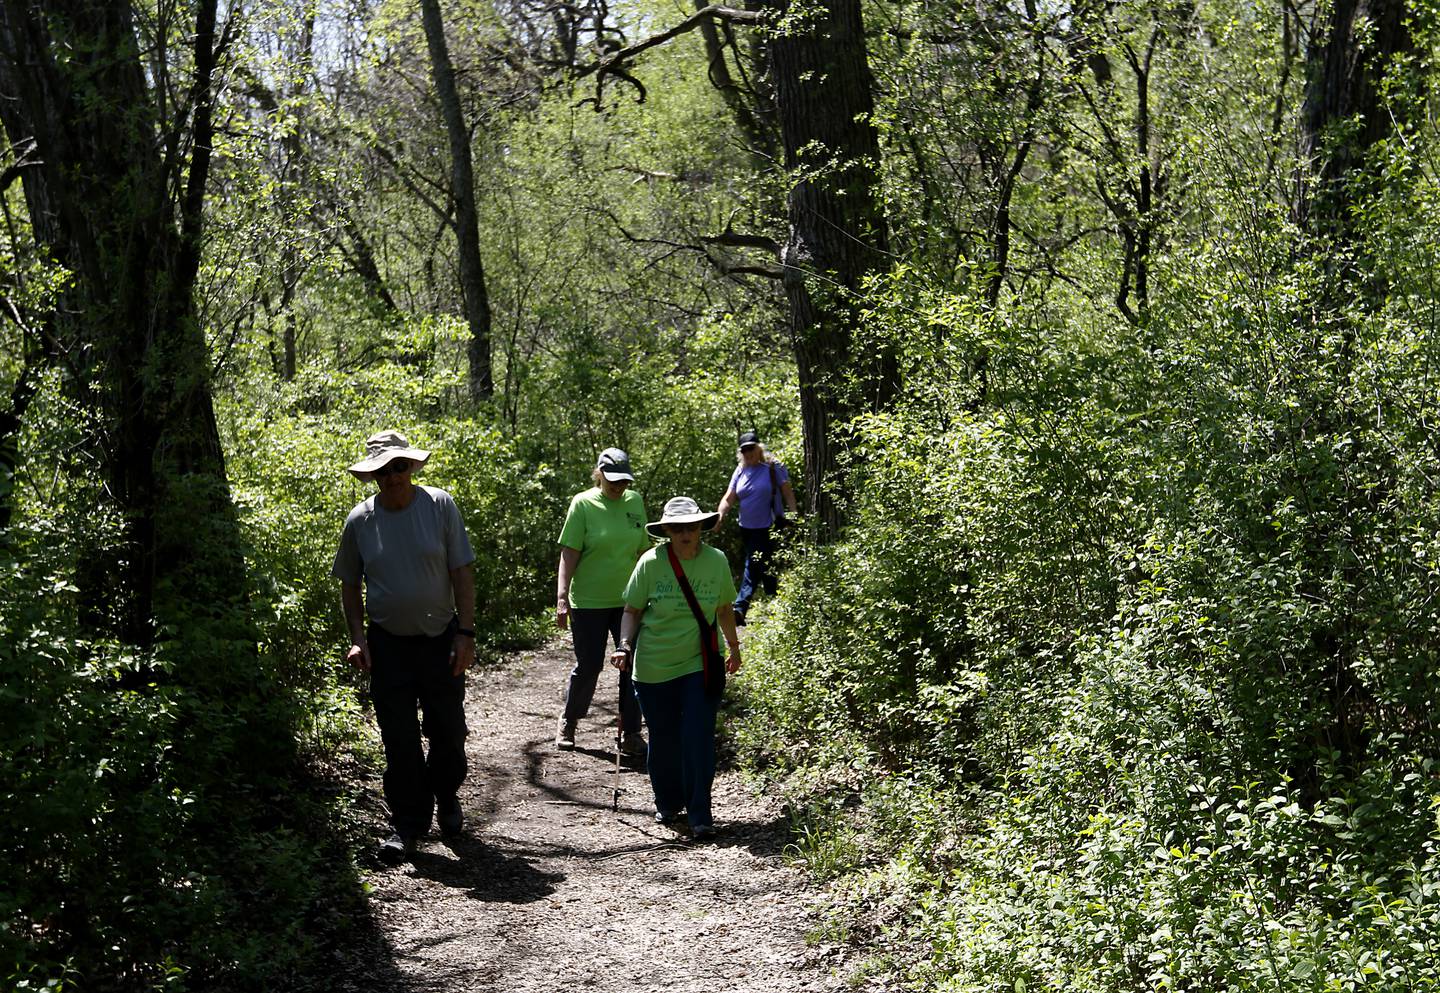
left=557, top=487, right=650, bottom=608
left=623, top=544, right=737, bottom=684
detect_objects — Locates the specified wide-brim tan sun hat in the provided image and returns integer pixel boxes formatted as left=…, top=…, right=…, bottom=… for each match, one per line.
left=646, top=495, right=720, bottom=537
left=347, top=430, right=432, bottom=481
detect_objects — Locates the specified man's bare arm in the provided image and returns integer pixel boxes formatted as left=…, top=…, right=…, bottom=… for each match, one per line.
left=450, top=564, right=476, bottom=676
left=341, top=582, right=371, bottom=671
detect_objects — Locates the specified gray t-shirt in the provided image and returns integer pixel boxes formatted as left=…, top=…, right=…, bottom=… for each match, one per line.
left=332, top=485, right=476, bottom=637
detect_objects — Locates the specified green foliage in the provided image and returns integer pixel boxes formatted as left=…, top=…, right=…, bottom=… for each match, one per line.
left=0, top=382, right=364, bottom=991
left=19, top=0, right=1440, bottom=988
left=737, top=70, right=1440, bottom=985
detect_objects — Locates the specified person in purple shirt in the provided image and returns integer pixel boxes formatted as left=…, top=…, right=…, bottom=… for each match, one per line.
left=714, top=431, right=798, bottom=624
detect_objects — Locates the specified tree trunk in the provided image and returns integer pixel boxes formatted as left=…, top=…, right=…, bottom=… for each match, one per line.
left=0, top=0, right=251, bottom=650
left=419, top=0, right=495, bottom=402
left=1298, top=0, right=1412, bottom=237
left=764, top=0, right=894, bottom=538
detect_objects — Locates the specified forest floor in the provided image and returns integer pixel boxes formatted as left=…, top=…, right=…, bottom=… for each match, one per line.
left=326, top=635, right=877, bottom=992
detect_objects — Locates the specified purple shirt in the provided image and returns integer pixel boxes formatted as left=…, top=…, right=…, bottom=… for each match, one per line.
left=728, top=461, right=790, bottom=529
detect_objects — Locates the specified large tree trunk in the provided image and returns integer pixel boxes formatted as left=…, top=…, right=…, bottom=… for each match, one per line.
left=0, top=0, right=250, bottom=649
left=764, top=0, right=894, bottom=538
left=419, top=0, right=495, bottom=402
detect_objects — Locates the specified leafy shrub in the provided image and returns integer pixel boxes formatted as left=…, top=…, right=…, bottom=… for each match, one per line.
left=736, top=194, right=1440, bottom=988
left=0, top=439, right=361, bottom=991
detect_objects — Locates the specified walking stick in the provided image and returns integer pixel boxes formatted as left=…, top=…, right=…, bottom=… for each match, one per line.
left=612, top=715, right=623, bottom=812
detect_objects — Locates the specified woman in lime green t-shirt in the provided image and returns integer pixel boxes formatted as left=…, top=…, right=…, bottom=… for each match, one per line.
left=555, top=448, right=651, bottom=753
left=609, top=496, right=741, bottom=840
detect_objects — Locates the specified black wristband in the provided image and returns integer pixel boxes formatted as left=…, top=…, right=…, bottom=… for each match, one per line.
left=456, top=628, right=476, bottom=638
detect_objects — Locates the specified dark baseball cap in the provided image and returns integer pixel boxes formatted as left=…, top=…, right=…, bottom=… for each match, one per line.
left=596, top=447, right=635, bottom=482
left=738, top=431, right=761, bottom=449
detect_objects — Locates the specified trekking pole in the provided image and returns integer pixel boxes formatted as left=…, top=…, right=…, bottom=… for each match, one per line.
left=612, top=715, right=623, bottom=812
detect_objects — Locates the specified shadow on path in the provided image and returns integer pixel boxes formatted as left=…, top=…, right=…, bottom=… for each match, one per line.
left=406, top=835, right=564, bottom=902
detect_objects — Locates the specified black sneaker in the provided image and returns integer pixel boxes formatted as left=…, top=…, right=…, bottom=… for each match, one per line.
left=733, top=607, right=747, bottom=627
left=620, top=732, right=647, bottom=757
left=691, top=824, right=717, bottom=842
left=438, top=797, right=464, bottom=838
left=378, top=832, right=417, bottom=865
left=654, top=810, right=682, bottom=825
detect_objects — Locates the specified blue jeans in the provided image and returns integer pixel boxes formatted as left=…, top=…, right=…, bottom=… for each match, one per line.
left=564, top=606, right=642, bottom=735
left=735, top=526, right=775, bottom=613
left=632, top=671, right=718, bottom=829
left=369, top=621, right=467, bottom=838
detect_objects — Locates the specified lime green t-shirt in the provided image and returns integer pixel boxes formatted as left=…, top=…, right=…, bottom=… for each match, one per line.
left=557, top=487, right=650, bottom=608
left=622, top=544, right=738, bottom=684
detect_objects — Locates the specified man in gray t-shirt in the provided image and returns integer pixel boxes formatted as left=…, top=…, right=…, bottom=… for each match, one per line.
left=332, top=430, right=476, bottom=865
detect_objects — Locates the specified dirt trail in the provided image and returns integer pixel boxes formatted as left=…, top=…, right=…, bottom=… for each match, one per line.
left=330, top=637, right=859, bottom=992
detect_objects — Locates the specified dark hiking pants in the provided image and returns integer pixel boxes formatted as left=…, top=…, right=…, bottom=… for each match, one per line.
left=369, top=620, right=467, bottom=838
left=563, top=605, right=642, bottom=735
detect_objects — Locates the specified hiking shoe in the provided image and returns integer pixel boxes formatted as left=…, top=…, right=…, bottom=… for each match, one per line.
left=733, top=607, right=747, bottom=627
left=620, top=732, right=647, bottom=757
left=378, top=832, right=417, bottom=865
left=438, top=797, right=464, bottom=838
left=556, top=719, right=577, bottom=750
left=655, top=810, right=682, bottom=826
left=691, top=824, right=717, bottom=842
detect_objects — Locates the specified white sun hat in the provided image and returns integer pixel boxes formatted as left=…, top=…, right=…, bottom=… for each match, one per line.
left=646, top=496, right=720, bottom=537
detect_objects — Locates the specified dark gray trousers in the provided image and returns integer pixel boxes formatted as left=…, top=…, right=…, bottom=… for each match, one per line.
left=564, top=606, right=642, bottom=735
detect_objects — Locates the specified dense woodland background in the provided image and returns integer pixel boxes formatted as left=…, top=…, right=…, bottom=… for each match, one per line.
left=5, top=0, right=1440, bottom=988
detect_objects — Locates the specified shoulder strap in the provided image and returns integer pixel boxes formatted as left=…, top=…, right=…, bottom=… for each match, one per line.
left=665, top=543, right=711, bottom=633
left=768, top=461, right=782, bottom=523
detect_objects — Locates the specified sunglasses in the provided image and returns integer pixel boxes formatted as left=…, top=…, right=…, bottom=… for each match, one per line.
left=666, top=522, right=702, bottom=533
left=373, top=459, right=412, bottom=477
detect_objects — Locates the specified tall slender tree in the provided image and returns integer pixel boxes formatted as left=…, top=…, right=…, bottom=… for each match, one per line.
left=765, top=0, right=895, bottom=535
left=420, top=0, right=496, bottom=401
left=1292, top=0, right=1415, bottom=764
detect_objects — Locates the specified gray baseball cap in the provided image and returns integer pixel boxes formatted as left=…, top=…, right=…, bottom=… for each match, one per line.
left=596, top=447, right=635, bottom=482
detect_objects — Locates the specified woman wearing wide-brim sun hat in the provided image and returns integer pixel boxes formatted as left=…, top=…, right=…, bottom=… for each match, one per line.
left=609, top=497, right=740, bottom=841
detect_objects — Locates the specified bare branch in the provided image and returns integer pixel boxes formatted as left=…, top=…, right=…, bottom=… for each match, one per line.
left=365, top=138, right=454, bottom=228
left=701, top=230, right=780, bottom=254
left=594, top=205, right=784, bottom=282
left=576, top=5, right=766, bottom=107
left=606, top=164, right=681, bottom=181
left=723, top=263, right=785, bottom=280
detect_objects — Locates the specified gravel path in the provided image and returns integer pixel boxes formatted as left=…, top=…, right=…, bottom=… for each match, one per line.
left=329, top=637, right=858, bottom=992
